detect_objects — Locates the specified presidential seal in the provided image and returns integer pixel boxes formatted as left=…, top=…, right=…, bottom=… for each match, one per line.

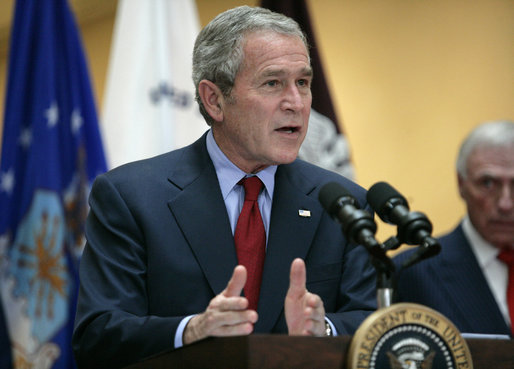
left=347, top=303, right=473, bottom=369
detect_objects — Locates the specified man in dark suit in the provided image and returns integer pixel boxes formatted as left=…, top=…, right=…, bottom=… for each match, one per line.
left=72, top=6, right=376, bottom=368
left=394, top=120, right=514, bottom=336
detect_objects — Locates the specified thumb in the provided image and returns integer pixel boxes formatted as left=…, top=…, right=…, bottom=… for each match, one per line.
left=223, top=265, right=247, bottom=297
left=287, top=258, right=307, bottom=299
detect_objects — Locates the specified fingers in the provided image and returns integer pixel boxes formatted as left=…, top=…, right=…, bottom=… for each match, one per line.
left=203, top=309, right=257, bottom=336
left=301, top=293, right=326, bottom=336
left=217, top=265, right=254, bottom=313
left=285, top=258, right=327, bottom=336
left=287, top=258, right=307, bottom=300
left=183, top=265, right=257, bottom=345
left=184, top=308, right=257, bottom=345
left=223, top=265, right=247, bottom=298
left=304, top=292, right=323, bottom=311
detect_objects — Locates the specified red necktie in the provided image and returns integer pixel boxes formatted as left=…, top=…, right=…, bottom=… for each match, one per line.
left=234, top=176, right=266, bottom=311
left=497, top=249, right=514, bottom=334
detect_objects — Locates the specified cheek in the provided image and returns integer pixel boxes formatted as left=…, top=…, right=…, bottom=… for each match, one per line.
left=242, top=102, right=272, bottom=129
left=468, top=197, right=496, bottom=223
left=463, top=186, right=489, bottom=208
left=468, top=195, right=488, bottom=210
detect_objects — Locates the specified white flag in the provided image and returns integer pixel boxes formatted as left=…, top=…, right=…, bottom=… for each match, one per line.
left=102, top=0, right=207, bottom=169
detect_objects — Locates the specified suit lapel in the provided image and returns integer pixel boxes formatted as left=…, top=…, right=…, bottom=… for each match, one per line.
left=436, top=226, right=509, bottom=333
left=255, top=164, right=323, bottom=332
left=167, top=135, right=238, bottom=296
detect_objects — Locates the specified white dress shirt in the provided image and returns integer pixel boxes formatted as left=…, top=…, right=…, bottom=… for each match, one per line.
left=462, top=216, right=510, bottom=325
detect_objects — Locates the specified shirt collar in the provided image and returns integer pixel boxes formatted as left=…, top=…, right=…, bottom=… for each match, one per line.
left=206, top=129, right=277, bottom=200
left=462, top=215, right=499, bottom=269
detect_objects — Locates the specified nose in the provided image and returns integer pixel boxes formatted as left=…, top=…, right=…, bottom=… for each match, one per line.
left=497, top=182, right=514, bottom=212
left=281, top=84, right=306, bottom=112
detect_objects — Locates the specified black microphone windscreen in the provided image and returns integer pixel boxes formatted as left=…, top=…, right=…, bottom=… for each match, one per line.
left=319, top=182, right=353, bottom=216
left=366, top=182, right=408, bottom=215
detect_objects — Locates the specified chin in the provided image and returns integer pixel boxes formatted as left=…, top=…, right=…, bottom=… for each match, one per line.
left=489, top=237, right=514, bottom=249
left=274, top=152, right=299, bottom=165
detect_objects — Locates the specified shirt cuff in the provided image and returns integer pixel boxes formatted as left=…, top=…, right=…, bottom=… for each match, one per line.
left=325, top=317, right=338, bottom=336
left=174, top=315, right=195, bottom=348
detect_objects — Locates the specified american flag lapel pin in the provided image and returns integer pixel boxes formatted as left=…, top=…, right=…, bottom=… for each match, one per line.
left=298, top=209, right=311, bottom=217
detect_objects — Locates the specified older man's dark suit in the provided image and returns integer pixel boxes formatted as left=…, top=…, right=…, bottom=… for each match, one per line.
left=72, top=133, right=377, bottom=368
left=394, top=224, right=511, bottom=336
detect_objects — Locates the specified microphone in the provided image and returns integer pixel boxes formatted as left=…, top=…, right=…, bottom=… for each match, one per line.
left=319, top=182, right=383, bottom=258
left=319, top=182, right=395, bottom=307
left=366, top=182, right=440, bottom=267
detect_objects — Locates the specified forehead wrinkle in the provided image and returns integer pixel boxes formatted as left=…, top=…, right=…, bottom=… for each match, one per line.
left=260, top=66, right=313, bottom=78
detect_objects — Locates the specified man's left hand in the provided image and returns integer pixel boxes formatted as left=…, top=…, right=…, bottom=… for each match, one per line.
left=284, top=258, right=327, bottom=336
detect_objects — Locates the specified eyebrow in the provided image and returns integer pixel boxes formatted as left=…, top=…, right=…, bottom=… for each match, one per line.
left=261, top=66, right=313, bottom=78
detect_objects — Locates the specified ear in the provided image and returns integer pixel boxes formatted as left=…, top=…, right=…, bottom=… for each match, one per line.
left=198, top=80, right=224, bottom=123
left=457, top=173, right=465, bottom=199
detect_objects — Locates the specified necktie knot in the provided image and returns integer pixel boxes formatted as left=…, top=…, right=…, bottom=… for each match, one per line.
left=241, top=176, right=263, bottom=202
left=498, top=249, right=514, bottom=267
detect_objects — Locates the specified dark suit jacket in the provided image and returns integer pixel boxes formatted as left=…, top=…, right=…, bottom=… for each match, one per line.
left=72, top=133, right=377, bottom=368
left=393, top=224, right=511, bottom=336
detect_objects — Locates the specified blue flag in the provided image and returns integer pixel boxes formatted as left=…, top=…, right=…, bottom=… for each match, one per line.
left=0, top=0, right=107, bottom=368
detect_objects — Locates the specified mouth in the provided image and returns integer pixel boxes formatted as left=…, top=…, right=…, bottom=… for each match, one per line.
left=276, top=126, right=300, bottom=134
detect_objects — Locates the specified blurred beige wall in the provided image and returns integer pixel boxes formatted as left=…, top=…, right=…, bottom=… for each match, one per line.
left=0, top=0, right=513, bottom=242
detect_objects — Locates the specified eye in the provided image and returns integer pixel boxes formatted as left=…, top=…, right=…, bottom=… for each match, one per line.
left=474, top=176, right=499, bottom=193
left=478, top=177, right=494, bottom=189
left=297, top=79, right=310, bottom=87
left=265, top=80, right=278, bottom=87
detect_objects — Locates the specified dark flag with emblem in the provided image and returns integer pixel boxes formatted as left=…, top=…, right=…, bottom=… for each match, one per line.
left=261, top=0, right=354, bottom=178
left=0, top=0, right=107, bottom=367
left=0, top=301, right=11, bottom=368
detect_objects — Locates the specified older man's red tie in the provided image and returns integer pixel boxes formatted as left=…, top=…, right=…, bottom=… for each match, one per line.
left=234, top=176, right=265, bottom=311
left=498, top=249, right=514, bottom=335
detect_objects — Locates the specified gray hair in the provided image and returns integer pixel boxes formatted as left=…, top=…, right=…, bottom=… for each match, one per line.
left=456, top=120, right=514, bottom=178
left=192, top=6, right=309, bottom=125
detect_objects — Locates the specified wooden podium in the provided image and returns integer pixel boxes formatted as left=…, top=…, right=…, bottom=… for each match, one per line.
left=124, top=334, right=513, bottom=368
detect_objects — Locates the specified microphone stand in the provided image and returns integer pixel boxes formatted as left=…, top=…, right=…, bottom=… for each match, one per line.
left=371, top=233, right=440, bottom=309
left=332, top=207, right=398, bottom=309
left=370, top=254, right=395, bottom=309
left=369, top=236, right=404, bottom=309
left=358, top=236, right=396, bottom=310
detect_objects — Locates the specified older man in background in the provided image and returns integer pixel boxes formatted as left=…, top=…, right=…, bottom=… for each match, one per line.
left=394, top=120, right=514, bottom=336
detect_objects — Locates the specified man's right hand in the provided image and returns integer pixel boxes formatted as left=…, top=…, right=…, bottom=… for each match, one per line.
left=183, top=265, right=258, bottom=345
